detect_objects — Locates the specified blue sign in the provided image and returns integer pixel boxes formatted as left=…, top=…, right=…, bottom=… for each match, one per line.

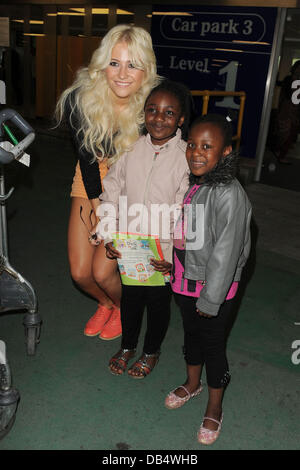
left=151, top=5, right=278, bottom=159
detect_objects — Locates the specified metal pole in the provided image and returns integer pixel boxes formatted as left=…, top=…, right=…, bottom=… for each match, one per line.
left=0, top=165, right=9, bottom=259
left=254, top=8, right=287, bottom=182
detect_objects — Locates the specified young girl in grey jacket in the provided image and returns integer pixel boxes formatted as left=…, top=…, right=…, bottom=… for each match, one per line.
left=165, top=114, right=252, bottom=445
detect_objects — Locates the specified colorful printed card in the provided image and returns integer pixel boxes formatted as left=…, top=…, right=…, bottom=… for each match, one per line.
left=112, top=232, right=166, bottom=286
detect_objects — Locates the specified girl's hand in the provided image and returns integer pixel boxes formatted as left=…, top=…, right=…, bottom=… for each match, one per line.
left=105, top=242, right=121, bottom=260
left=150, top=258, right=172, bottom=275
left=196, top=308, right=213, bottom=319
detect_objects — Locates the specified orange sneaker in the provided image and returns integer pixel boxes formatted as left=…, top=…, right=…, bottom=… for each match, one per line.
left=99, top=306, right=122, bottom=340
left=84, top=305, right=113, bottom=336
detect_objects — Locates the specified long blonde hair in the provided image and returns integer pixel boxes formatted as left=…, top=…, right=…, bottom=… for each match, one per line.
left=56, top=24, right=160, bottom=165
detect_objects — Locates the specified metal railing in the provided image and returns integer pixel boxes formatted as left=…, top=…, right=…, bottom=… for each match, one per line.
left=191, top=90, right=246, bottom=150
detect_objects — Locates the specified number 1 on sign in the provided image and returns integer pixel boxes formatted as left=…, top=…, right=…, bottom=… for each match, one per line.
left=215, top=61, right=240, bottom=110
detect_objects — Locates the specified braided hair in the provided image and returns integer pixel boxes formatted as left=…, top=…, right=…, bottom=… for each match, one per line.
left=189, top=113, right=239, bottom=186
left=143, top=79, right=194, bottom=140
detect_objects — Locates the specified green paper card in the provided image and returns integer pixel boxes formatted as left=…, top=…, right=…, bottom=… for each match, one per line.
left=112, top=232, right=166, bottom=286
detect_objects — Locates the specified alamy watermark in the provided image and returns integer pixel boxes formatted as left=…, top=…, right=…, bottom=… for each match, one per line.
left=96, top=197, right=204, bottom=250
left=291, top=80, right=300, bottom=104
left=291, top=322, right=300, bottom=365
left=273, top=81, right=300, bottom=364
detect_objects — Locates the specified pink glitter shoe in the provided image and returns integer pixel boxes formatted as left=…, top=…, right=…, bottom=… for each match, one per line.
left=197, top=414, right=223, bottom=445
left=164, top=383, right=203, bottom=410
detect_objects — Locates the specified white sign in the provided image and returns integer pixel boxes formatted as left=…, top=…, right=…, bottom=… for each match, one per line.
left=0, top=80, right=5, bottom=104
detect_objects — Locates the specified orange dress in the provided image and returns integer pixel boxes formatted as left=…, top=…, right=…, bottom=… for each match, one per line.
left=70, top=159, right=109, bottom=199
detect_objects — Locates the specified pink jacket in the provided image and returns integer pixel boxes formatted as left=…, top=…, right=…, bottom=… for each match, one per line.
left=97, top=129, right=189, bottom=262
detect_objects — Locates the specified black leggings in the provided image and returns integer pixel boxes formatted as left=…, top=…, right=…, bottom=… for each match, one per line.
left=174, top=293, right=234, bottom=389
left=121, top=284, right=172, bottom=354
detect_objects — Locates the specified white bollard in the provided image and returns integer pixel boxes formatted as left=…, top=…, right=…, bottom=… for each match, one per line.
left=0, top=80, right=6, bottom=104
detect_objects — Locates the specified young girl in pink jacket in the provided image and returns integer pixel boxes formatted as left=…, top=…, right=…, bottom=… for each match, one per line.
left=96, top=80, right=193, bottom=378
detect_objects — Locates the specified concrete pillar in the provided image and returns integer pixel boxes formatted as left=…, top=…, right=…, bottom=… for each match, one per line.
left=134, top=4, right=152, bottom=32
left=108, top=4, right=117, bottom=30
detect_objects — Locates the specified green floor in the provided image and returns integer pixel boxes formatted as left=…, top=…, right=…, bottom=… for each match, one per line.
left=0, top=132, right=299, bottom=450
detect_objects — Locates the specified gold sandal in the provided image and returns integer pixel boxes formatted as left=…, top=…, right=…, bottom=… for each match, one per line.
left=108, top=348, right=136, bottom=376
left=128, top=351, right=160, bottom=379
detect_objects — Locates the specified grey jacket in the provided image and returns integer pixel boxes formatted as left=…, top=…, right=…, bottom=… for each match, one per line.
left=184, top=178, right=252, bottom=316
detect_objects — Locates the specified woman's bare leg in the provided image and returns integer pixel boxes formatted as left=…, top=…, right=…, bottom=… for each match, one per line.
left=92, top=242, right=122, bottom=307
left=68, top=197, right=113, bottom=307
left=92, top=240, right=122, bottom=340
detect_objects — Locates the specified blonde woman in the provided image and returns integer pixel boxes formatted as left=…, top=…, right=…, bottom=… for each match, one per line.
left=56, top=24, right=159, bottom=340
